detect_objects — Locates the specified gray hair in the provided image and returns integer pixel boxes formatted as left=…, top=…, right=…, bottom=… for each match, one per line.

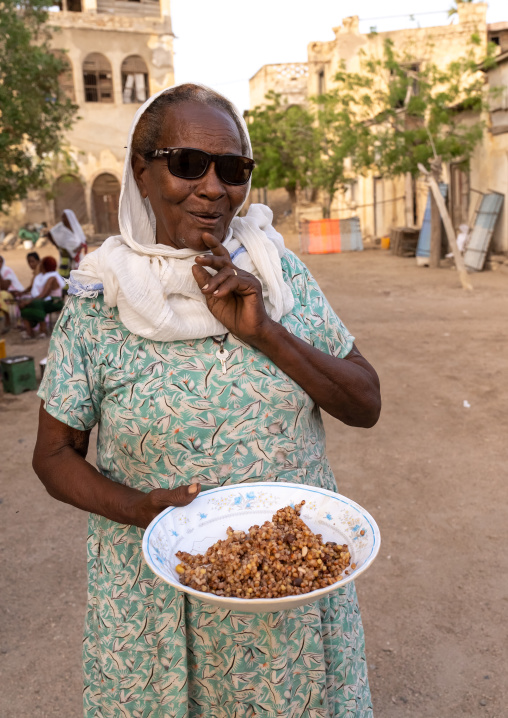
left=131, top=84, right=250, bottom=161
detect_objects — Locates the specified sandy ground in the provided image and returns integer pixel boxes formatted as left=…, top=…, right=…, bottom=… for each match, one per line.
left=1, top=241, right=507, bottom=718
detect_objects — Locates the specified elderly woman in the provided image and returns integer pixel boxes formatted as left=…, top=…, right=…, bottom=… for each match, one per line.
left=34, top=84, right=381, bottom=718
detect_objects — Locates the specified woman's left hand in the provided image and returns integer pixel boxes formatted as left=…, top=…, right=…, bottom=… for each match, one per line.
left=192, top=233, right=273, bottom=346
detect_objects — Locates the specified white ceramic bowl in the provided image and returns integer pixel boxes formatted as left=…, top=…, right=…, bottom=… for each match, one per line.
left=142, top=482, right=380, bottom=613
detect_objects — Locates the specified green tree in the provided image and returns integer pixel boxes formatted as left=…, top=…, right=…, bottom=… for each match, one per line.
left=325, top=35, right=496, bottom=264
left=330, top=36, right=493, bottom=181
left=0, top=0, right=78, bottom=212
left=247, top=92, right=316, bottom=220
left=309, top=89, right=373, bottom=217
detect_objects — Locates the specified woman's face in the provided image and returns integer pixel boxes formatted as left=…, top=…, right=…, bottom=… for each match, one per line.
left=62, top=213, right=72, bottom=231
left=132, top=101, right=249, bottom=251
left=27, top=256, right=39, bottom=271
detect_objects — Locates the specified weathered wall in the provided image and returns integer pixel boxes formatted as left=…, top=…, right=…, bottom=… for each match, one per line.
left=470, top=56, right=508, bottom=252
left=249, top=63, right=308, bottom=110
left=308, top=5, right=489, bottom=94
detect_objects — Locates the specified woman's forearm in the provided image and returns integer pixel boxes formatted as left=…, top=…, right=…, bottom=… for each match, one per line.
left=251, top=321, right=381, bottom=427
left=33, top=443, right=145, bottom=526
left=33, top=404, right=200, bottom=528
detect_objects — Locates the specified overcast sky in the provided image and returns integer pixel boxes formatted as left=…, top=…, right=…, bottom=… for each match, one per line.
left=171, top=0, right=507, bottom=112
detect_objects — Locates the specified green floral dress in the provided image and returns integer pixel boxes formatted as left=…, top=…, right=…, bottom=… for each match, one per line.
left=39, top=250, right=373, bottom=718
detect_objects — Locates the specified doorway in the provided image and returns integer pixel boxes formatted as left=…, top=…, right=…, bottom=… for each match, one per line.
left=53, top=174, right=88, bottom=224
left=92, top=173, right=120, bottom=235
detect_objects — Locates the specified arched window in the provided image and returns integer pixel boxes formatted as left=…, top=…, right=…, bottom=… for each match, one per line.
left=83, top=53, right=113, bottom=103
left=121, top=55, right=149, bottom=104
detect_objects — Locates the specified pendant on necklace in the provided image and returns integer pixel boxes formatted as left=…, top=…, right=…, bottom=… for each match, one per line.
left=215, top=334, right=230, bottom=375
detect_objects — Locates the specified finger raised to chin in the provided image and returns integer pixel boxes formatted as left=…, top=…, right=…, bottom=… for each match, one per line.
left=201, top=233, right=229, bottom=256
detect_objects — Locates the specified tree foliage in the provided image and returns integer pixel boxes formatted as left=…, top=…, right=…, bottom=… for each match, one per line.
left=0, top=0, right=78, bottom=212
left=247, top=91, right=316, bottom=210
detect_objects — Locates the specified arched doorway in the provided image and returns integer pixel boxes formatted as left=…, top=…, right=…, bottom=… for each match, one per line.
left=92, top=173, right=120, bottom=235
left=53, top=174, right=88, bottom=224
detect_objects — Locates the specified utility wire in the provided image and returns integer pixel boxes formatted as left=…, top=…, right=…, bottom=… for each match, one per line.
left=359, top=10, right=449, bottom=22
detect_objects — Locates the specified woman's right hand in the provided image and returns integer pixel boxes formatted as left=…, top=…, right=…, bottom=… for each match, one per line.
left=132, top=483, right=201, bottom=529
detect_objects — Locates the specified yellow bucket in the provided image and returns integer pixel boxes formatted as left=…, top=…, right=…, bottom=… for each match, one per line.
left=381, top=236, right=390, bottom=250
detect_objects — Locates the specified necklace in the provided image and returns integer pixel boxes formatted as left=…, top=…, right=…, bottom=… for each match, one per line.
left=212, top=333, right=230, bottom=375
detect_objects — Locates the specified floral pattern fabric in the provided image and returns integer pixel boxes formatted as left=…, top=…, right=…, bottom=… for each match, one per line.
left=39, top=250, right=373, bottom=718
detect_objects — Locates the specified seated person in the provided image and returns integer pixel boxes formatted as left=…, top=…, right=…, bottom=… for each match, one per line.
left=18, top=256, right=66, bottom=338
left=0, top=255, right=24, bottom=333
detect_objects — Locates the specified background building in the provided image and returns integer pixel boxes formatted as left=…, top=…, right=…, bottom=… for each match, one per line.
left=22, top=0, right=174, bottom=237
left=249, top=4, right=508, bottom=252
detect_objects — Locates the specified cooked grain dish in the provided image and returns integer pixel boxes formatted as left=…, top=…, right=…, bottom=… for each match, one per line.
left=175, top=501, right=354, bottom=598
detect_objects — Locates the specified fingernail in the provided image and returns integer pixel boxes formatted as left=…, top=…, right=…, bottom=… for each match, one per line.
left=202, top=284, right=209, bottom=290
left=188, top=483, right=199, bottom=494
left=213, top=290, right=219, bottom=295
left=197, top=255, right=205, bottom=259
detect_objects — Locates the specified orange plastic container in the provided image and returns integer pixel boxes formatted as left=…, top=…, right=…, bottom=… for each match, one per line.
left=301, top=219, right=341, bottom=254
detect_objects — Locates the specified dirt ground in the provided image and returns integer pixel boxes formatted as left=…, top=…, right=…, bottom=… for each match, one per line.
left=1, top=240, right=507, bottom=718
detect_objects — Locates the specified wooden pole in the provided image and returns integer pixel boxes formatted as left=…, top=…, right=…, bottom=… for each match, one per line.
left=418, top=163, right=473, bottom=291
left=429, top=158, right=442, bottom=268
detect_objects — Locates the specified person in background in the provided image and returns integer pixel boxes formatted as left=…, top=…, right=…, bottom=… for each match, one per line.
left=0, top=255, right=24, bottom=333
left=49, top=210, right=87, bottom=282
left=18, top=256, right=66, bottom=338
left=13, top=252, right=42, bottom=297
left=27, top=251, right=41, bottom=279
left=34, top=222, right=49, bottom=249
left=18, top=223, right=39, bottom=247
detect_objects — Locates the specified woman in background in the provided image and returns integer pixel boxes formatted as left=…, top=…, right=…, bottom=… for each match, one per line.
left=49, top=209, right=87, bottom=281
left=18, top=256, right=66, bottom=338
left=16, top=251, right=42, bottom=296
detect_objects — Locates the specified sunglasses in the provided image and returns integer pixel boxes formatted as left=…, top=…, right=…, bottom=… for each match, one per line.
left=148, top=147, right=255, bottom=186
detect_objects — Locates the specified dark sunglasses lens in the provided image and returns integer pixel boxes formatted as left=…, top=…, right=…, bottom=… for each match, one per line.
left=169, top=148, right=209, bottom=179
left=217, top=156, right=254, bottom=185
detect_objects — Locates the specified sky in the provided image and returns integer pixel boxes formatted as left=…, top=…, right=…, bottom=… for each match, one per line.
left=171, top=0, right=507, bottom=113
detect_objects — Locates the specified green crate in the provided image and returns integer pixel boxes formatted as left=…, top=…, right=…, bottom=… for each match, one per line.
left=1, top=355, right=37, bottom=395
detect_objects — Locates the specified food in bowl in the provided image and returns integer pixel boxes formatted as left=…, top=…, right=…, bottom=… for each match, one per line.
left=175, top=501, right=354, bottom=598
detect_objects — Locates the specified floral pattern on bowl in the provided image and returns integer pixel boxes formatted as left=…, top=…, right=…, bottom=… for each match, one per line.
left=142, top=481, right=381, bottom=613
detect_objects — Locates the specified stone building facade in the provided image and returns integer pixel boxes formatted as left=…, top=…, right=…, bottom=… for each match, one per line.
left=249, top=63, right=309, bottom=110
left=11, top=0, right=174, bottom=237
left=249, top=4, right=508, bottom=252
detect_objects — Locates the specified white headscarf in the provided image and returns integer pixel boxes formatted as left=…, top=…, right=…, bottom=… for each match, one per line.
left=69, top=84, right=294, bottom=342
left=0, top=256, right=24, bottom=293
left=63, top=210, right=87, bottom=246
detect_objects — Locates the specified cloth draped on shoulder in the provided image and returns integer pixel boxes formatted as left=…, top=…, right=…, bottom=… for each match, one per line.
left=0, top=258, right=24, bottom=293
left=69, top=85, right=294, bottom=342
